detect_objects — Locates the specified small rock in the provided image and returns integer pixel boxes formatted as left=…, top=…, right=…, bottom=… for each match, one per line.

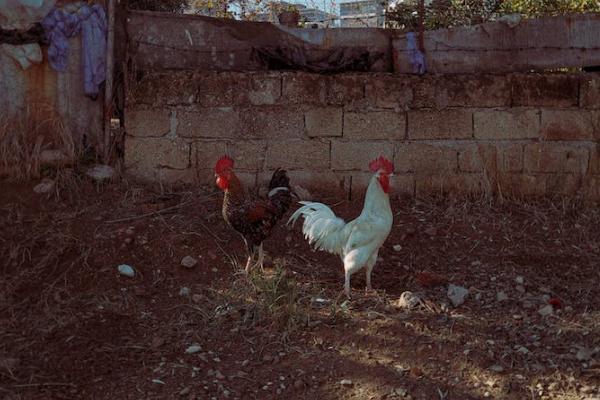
left=576, top=347, right=593, bottom=362
left=214, top=370, right=225, bottom=380
left=393, top=387, right=408, bottom=397
left=179, top=287, right=191, bottom=297
left=294, top=379, right=303, bottom=389
left=185, top=345, right=202, bottom=354
left=86, top=164, right=115, bottom=181
left=515, top=276, right=524, bottom=285
left=179, top=387, right=191, bottom=396
left=192, top=294, right=203, bottom=303
left=181, top=255, right=198, bottom=269
left=516, top=346, right=529, bottom=354
left=397, top=291, right=421, bottom=309
left=489, top=364, right=504, bottom=372
left=538, top=304, right=554, bottom=316
left=33, top=178, right=55, bottom=194
left=393, top=244, right=402, bottom=252
left=40, top=149, right=69, bottom=165
left=581, top=385, right=595, bottom=394
left=447, top=284, right=469, bottom=307
left=151, top=337, right=165, bottom=348
left=516, top=285, right=526, bottom=293
left=496, top=291, right=509, bottom=302
left=424, top=227, right=437, bottom=236
left=340, top=379, right=353, bottom=387
left=117, top=264, right=135, bottom=278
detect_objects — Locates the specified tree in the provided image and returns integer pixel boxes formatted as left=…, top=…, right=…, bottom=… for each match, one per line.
left=385, top=0, right=600, bottom=31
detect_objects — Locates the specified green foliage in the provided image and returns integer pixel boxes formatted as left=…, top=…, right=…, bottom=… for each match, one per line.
left=385, top=0, right=600, bottom=31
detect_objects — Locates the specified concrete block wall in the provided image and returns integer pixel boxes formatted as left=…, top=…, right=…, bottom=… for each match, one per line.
left=124, top=71, right=600, bottom=201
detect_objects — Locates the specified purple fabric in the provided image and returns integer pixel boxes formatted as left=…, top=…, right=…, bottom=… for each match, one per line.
left=42, top=3, right=106, bottom=98
left=406, top=32, right=426, bottom=75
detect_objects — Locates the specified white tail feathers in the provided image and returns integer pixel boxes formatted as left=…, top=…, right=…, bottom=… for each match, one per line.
left=288, top=201, right=347, bottom=257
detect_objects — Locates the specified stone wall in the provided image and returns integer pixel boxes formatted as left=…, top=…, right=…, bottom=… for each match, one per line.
left=124, top=71, right=600, bottom=201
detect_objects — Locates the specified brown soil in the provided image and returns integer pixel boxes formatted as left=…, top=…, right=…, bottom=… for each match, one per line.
left=1, top=179, right=599, bottom=400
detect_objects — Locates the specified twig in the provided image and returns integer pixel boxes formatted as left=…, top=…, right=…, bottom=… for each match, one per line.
left=104, top=200, right=193, bottom=223
left=13, top=382, right=76, bottom=388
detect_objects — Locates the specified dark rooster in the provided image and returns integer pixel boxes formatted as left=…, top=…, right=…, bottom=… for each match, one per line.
left=215, top=155, right=292, bottom=272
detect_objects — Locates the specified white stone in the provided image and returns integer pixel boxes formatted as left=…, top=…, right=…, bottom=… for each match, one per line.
left=185, top=345, right=202, bottom=354
left=33, top=178, right=55, bottom=194
left=117, top=264, right=135, bottom=277
left=447, top=284, right=469, bottom=307
left=538, top=304, right=554, bottom=316
left=181, top=255, right=198, bottom=269
left=86, top=164, right=115, bottom=181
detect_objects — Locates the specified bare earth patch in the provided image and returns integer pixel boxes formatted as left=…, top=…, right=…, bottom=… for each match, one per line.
left=0, top=180, right=599, bottom=400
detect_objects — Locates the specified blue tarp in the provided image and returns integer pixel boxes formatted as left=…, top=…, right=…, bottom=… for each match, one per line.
left=406, top=32, right=426, bottom=75
left=42, top=3, right=106, bottom=99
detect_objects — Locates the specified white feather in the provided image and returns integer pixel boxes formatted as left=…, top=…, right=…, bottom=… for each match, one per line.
left=288, top=201, right=348, bottom=257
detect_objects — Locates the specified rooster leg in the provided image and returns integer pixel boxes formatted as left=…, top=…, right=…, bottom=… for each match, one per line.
left=365, top=253, right=377, bottom=293
left=256, top=243, right=265, bottom=271
left=243, top=239, right=255, bottom=273
left=344, top=270, right=352, bottom=299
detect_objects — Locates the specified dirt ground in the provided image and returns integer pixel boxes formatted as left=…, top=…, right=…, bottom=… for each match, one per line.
left=1, top=176, right=599, bottom=400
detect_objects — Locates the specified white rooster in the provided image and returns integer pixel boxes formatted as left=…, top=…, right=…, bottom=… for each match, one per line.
left=288, top=156, right=394, bottom=298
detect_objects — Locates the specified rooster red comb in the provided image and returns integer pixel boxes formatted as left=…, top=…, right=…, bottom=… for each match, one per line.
left=369, top=155, right=394, bottom=174
left=215, top=155, right=234, bottom=174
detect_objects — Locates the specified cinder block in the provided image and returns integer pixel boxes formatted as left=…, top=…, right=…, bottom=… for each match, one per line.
left=267, top=140, right=330, bottom=170
left=436, top=74, right=511, bottom=108
left=178, top=108, right=240, bottom=138
left=344, top=110, right=405, bottom=140
left=240, top=106, right=305, bottom=138
left=580, top=75, right=600, bottom=109
left=541, top=109, right=595, bottom=140
left=524, top=143, right=589, bottom=174
left=331, top=141, right=394, bottom=171
left=227, top=140, right=266, bottom=170
left=192, top=140, right=231, bottom=170
left=281, top=72, right=326, bottom=104
left=364, top=75, right=414, bottom=109
left=195, top=140, right=228, bottom=169
left=498, top=173, right=547, bottom=197
left=458, top=144, right=497, bottom=173
left=305, top=108, right=343, bottom=137
left=197, top=72, right=249, bottom=107
left=415, top=173, right=487, bottom=197
left=395, top=142, right=457, bottom=173
left=125, top=108, right=172, bottom=137
left=408, top=110, right=472, bottom=140
left=248, top=73, right=281, bottom=105
left=511, top=73, right=579, bottom=107
left=129, top=71, right=197, bottom=106
left=412, top=75, right=437, bottom=108
left=499, top=144, right=524, bottom=172
left=125, top=136, right=190, bottom=170
left=583, top=175, right=600, bottom=202
left=474, top=109, right=539, bottom=140
left=326, top=75, right=366, bottom=105
left=546, top=174, right=584, bottom=196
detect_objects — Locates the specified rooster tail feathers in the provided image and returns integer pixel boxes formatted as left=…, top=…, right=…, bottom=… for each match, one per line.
left=288, top=201, right=347, bottom=257
left=266, top=168, right=292, bottom=219
left=268, top=168, right=290, bottom=191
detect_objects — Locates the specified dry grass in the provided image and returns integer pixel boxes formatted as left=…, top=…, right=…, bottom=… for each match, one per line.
left=0, top=101, right=77, bottom=181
